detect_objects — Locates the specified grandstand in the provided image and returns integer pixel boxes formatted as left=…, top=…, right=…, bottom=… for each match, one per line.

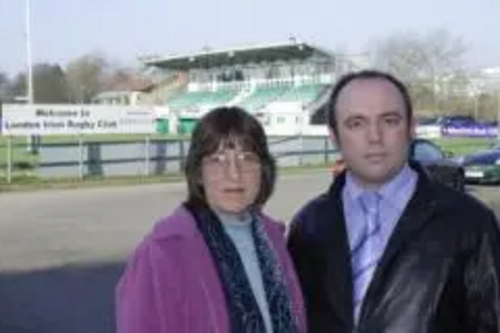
left=137, top=40, right=366, bottom=135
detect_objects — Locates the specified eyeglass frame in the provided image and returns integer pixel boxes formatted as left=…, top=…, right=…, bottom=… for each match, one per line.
left=201, top=149, right=262, bottom=175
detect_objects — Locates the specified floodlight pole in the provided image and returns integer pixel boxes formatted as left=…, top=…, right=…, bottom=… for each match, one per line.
left=25, top=0, right=34, bottom=105
left=25, top=0, right=36, bottom=153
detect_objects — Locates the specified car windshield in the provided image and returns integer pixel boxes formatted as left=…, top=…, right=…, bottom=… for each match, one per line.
left=413, top=141, right=443, bottom=161
left=418, top=117, right=439, bottom=125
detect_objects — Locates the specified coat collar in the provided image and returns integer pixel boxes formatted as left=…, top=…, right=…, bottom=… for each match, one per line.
left=150, top=204, right=285, bottom=241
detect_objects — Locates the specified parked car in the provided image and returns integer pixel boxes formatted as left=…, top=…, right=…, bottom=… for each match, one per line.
left=461, top=143, right=500, bottom=184
left=331, top=138, right=465, bottom=192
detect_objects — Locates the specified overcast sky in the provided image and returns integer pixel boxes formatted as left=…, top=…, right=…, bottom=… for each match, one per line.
left=1, top=0, right=499, bottom=76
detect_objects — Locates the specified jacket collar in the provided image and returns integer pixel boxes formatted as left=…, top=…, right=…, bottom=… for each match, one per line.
left=150, top=204, right=285, bottom=241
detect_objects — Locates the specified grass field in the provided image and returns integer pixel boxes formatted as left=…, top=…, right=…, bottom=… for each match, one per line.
left=431, top=137, right=497, bottom=155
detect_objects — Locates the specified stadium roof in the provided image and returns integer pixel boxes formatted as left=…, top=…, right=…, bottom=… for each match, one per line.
left=139, top=40, right=335, bottom=70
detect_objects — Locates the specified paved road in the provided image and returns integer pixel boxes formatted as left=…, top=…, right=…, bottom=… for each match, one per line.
left=0, top=171, right=499, bottom=332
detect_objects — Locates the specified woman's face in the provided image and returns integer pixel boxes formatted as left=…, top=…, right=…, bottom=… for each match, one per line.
left=200, top=139, right=262, bottom=215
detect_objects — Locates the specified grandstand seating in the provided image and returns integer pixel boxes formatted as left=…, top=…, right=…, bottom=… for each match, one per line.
left=167, top=87, right=240, bottom=110
left=237, top=85, right=291, bottom=112
left=165, top=83, right=328, bottom=112
left=237, top=83, right=327, bottom=112
left=279, top=83, right=327, bottom=103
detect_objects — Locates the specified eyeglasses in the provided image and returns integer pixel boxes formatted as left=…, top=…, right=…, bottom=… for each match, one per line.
left=203, top=151, right=261, bottom=174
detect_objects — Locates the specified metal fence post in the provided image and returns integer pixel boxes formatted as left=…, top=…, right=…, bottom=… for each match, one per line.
left=144, top=135, right=150, bottom=176
left=324, top=136, right=329, bottom=164
left=179, top=139, right=185, bottom=172
left=78, top=135, right=84, bottom=180
left=7, top=136, right=12, bottom=184
left=299, top=134, right=304, bottom=166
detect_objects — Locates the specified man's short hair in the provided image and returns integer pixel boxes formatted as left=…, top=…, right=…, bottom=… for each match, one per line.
left=326, top=69, right=413, bottom=133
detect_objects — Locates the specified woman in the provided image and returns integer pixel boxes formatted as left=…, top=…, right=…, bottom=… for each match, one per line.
left=116, top=106, right=306, bottom=333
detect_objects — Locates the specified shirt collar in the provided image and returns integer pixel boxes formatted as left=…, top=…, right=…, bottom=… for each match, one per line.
left=345, top=163, right=417, bottom=211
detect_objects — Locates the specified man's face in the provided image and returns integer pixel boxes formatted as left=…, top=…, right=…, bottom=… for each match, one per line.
left=331, top=78, right=415, bottom=188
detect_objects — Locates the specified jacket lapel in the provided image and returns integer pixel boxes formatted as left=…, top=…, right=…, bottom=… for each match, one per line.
left=322, top=174, right=355, bottom=327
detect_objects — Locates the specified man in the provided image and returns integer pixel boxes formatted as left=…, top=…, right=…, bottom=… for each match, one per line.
left=287, top=69, right=500, bottom=332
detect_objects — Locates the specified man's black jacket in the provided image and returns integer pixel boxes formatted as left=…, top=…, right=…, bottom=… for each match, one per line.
left=287, top=164, right=500, bottom=332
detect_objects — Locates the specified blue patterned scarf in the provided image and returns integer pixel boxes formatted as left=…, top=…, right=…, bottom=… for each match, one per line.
left=185, top=202, right=297, bottom=333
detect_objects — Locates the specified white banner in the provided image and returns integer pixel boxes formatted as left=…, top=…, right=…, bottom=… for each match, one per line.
left=416, top=124, right=442, bottom=139
left=1, top=104, right=158, bottom=136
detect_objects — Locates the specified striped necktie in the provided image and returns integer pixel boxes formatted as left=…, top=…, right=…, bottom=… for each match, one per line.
left=351, top=191, right=382, bottom=322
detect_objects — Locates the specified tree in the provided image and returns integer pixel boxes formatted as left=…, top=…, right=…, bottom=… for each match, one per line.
left=372, top=29, right=467, bottom=81
left=408, top=83, right=434, bottom=112
left=6, top=64, right=70, bottom=103
left=0, top=71, right=8, bottom=87
left=65, top=53, right=110, bottom=103
left=477, top=92, right=500, bottom=121
left=8, top=72, right=27, bottom=99
left=103, top=67, right=140, bottom=91
left=438, top=71, right=472, bottom=115
left=0, top=71, right=10, bottom=99
left=32, top=63, right=70, bottom=103
left=371, top=29, right=468, bottom=115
